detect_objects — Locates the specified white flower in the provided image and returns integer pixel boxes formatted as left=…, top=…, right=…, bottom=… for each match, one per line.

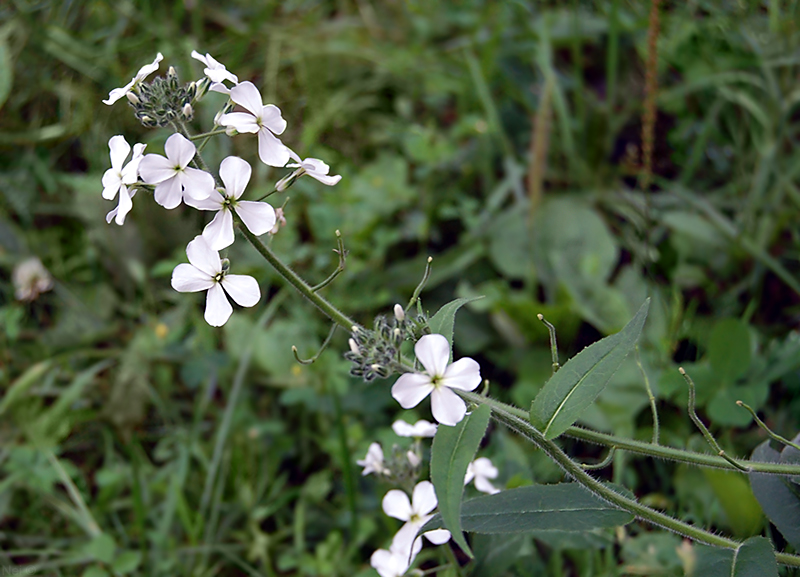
left=392, top=420, right=437, bottom=438
left=102, top=135, right=146, bottom=225
left=356, top=442, right=388, bottom=477
left=464, top=457, right=500, bottom=495
left=370, top=545, right=418, bottom=577
left=186, top=156, right=276, bottom=250
left=190, top=50, right=238, bottom=94
left=276, top=151, right=342, bottom=190
left=391, top=334, right=481, bottom=426
left=103, top=53, right=163, bottom=105
left=139, top=133, right=215, bottom=209
left=382, top=481, right=451, bottom=558
left=171, top=236, right=260, bottom=327
left=13, top=258, right=53, bottom=301
left=218, top=81, right=291, bottom=167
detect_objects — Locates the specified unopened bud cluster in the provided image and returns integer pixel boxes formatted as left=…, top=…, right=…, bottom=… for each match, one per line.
left=128, top=67, right=196, bottom=127
left=344, top=305, right=431, bottom=381
left=379, top=444, right=423, bottom=487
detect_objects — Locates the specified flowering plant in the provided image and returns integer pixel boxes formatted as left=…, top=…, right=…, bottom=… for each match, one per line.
left=97, top=51, right=800, bottom=577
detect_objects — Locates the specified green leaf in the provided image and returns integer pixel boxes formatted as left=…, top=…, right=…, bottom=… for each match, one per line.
left=111, top=550, right=142, bottom=574
left=749, top=440, right=800, bottom=549
left=428, top=296, right=484, bottom=354
left=430, top=403, right=491, bottom=557
left=84, top=533, right=116, bottom=564
left=0, top=361, right=51, bottom=415
left=708, top=318, right=752, bottom=383
left=702, top=469, right=763, bottom=537
left=693, top=537, right=778, bottom=577
left=530, top=299, right=649, bottom=439
left=422, top=484, right=633, bottom=534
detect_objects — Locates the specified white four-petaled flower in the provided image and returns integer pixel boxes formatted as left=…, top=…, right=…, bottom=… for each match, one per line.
left=392, top=419, right=437, bottom=438
left=391, top=334, right=481, bottom=426
left=382, top=481, right=451, bottom=560
left=356, top=442, right=389, bottom=477
left=102, top=135, right=146, bottom=225
left=276, top=152, right=342, bottom=191
left=464, top=457, right=500, bottom=495
left=139, top=133, right=215, bottom=209
left=190, top=50, right=239, bottom=94
left=103, top=53, right=164, bottom=105
left=171, top=236, right=260, bottom=327
left=186, top=156, right=276, bottom=250
left=218, top=81, right=291, bottom=167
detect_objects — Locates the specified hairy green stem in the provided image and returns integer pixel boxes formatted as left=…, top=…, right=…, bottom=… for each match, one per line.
left=459, top=392, right=800, bottom=567
left=234, top=213, right=356, bottom=330
left=460, top=393, right=800, bottom=476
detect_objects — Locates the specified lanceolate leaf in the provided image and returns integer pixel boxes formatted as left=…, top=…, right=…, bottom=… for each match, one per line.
left=421, top=483, right=633, bottom=534
left=749, top=440, right=800, bottom=550
left=530, top=299, right=649, bottom=439
left=693, top=537, right=778, bottom=577
left=427, top=296, right=483, bottom=355
left=430, top=403, right=491, bottom=558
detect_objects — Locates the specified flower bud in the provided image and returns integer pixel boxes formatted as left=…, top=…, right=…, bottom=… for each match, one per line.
left=225, top=126, right=238, bottom=137
left=349, top=338, right=360, bottom=355
left=126, top=91, right=140, bottom=105
left=213, top=109, right=223, bottom=126
left=275, top=169, right=300, bottom=192
left=394, top=304, right=405, bottom=322
left=182, top=103, right=193, bottom=119
left=407, top=451, right=421, bottom=468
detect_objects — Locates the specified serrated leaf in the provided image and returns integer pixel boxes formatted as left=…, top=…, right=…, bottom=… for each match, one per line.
left=749, top=440, right=800, bottom=550
left=430, top=403, right=491, bottom=558
left=693, top=537, right=778, bottom=577
left=422, top=483, right=633, bottom=534
left=428, top=296, right=484, bottom=356
left=530, top=299, right=649, bottom=439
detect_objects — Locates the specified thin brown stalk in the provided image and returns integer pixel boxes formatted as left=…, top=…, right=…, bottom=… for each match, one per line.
left=639, top=0, right=661, bottom=191
left=529, top=76, right=553, bottom=220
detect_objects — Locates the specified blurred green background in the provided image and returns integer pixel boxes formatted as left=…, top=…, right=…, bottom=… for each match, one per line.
left=3, top=1, right=800, bottom=575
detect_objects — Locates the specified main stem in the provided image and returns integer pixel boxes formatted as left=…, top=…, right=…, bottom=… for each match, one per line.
left=459, top=392, right=800, bottom=568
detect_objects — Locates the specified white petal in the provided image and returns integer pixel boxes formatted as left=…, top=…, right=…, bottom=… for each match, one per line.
left=202, top=209, right=234, bottom=250
left=301, top=157, right=330, bottom=173
left=236, top=201, right=276, bottom=236
left=179, top=167, right=215, bottom=200
left=219, top=156, right=251, bottom=199
left=474, top=476, right=500, bottom=495
left=113, top=188, right=134, bottom=225
left=308, top=172, right=342, bottom=186
left=164, top=133, right=197, bottom=169
left=105, top=206, right=119, bottom=224
left=134, top=52, right=163, bottom=81
left=411, top=481, right=438, bottom=516
left=218, top=112, right=260, bottom=133
left=257, top=129, right=290, bottom=167
left=209, top=82, right=231, bottom=95
left=472, top=457, right=498, bottom=479
left=185, top=188, right=224, bottom=211
left=153, top=177, right=184, bottom=209
left=430, top=386, right=467, bottom=426
left=101, top=171, right=122, bottom=200
left=230, top=81, right=265, bottom=117
left=191, top=50, right=207, bottom=65
left=171, top=263, right=214, bottom=293
left=423, top=529, right=451, bottom=545
left=102, top=79, right=135, bottom=105
left=389, top=524, right=422, bottom=567
left=205, top=283, right=233, bottom=327
left=442, top=357, right=481, bottom=391
left=414, top=334, right=450, bottom=377
left=392, top=420, right=417, bottom=437
left=260, top=104, right=287, bottom=135
left=139, top=154, right=176, bottom=184
left=382, top=490, right=412, bottom=522
left=108, top=135, right=131, bottom=170
left=221, top=274, right=260, bottom=308
left=185, top=235, right=221, bottom=277
left=391, top=373, right=434, bottom=409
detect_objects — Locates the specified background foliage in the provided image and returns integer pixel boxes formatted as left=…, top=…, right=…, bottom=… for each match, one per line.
left=2, top=1, right=800, bottom=575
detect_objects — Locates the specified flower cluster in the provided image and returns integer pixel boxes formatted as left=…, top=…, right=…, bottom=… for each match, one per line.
left=101, top=51, right=341, bottom=327
left=359, top=419, right=500, bottom=576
